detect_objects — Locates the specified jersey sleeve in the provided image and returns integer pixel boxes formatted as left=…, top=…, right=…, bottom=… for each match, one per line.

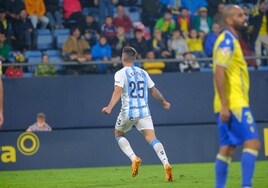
left=0, top=61, right=2, bottom=75
left=214, top=35, right=234, bottom=68
left=144, top=71, right=155, bottom=89
left=114, top=70, right=125, bottom=88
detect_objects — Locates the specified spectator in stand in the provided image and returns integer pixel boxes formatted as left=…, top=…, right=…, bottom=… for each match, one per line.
left=128, top=29, right=149, bottom=59
left=148, top=29, right=171, bottom=59
left=92, top=36, right=112, bottom=73
left=113, top=5, right=132, bottom=37
left=27, top=113, right=52, bottom=132
left=12, top=9, right=36, bottom=50
left=5, top=0, right=25, bottom=23
left=204, top=23, right=221, bottom=57
left=101, top=16, right=117, bottom=44
left=181, top=0, right=208, bottom=15
left=154, top=10, right=176, bottom=37
left=95, top=0, right=116, bottom=25
left=63, top=0, right=85, bottom=32
left=62, top=27, right=90, bottom=62
left=35, top=54, right=57, bottom=76
left=80, top=0, right=99, bottom=19
left=168, top=29, right=188, bottom=60
left=160, top=0, right=178, bottom=12
left=206, top=0, right=223, bottom=17
left=83, top=14, right=101, bottom=47
left=177, top=7, right=192, bottom=33
left=249, top=1, right=268, bottom=66
left=194, top=7, right=212, bottom=34
left=0, top=31, right=11, bottom=63
left=185, top=29, right=208, bottom=67
left=141, top=0, right=162, bottom=33
left=92, top=36, right=112, bottom=61
left=84, top=14, right=101, bottom=39
left=111, top=26, right=128, bottom=60
left=0, top=8, right=13, bottom=43
left=179, top=52, right=200, bottom=73
left=44, top=0, right=63, bottom=30
left=242, top=4, right=251, bottom=21
left=24, top=0, right=49, bottom=29
left=143, top=51, right=165, bottom=74
left=213, top=3, right=225, bottom=30
left=5, top=64, right=24, bottom=78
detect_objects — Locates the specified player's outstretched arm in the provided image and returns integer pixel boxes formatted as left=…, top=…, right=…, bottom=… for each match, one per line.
left=102, top=86, right=123, bottom=115
left=215, top=65, right=230, bottom=122
left=150, top=86, right=170, bottom=110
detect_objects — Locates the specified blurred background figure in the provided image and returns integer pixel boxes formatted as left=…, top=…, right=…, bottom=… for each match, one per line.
left=27, top=113, right=52, bottom=132
left=25, top=0, right=49, bottom=29
left=35, top=54, right=57, bottom=76
left=44, top=0, right=63, bottom=30
left=143, top=51, right=165, bottom=74
left=179, top=52, right=200, bottom=73
left=95, top=0, right=116, bottom=25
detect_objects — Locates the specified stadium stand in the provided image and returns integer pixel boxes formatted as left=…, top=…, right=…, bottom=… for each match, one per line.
left=24, top=50, right=42, bottom=73
left=37, top=29, right=54, bottom=50
left=53, top=29, right=70, bottom=49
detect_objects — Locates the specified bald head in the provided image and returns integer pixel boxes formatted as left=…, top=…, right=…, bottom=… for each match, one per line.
left=222, top=5, right=247, bottom=32
left=223, top=5, right=241, bottom=24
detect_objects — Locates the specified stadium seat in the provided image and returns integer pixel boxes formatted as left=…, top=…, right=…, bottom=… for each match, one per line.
left=54, top=29, right=70, bottom=37
left=45, top=50, right=64, bottom=71
left=23, top=72, right=33, bottom=78
left=24, top=50, right=42, bottom=73
left=53, top=29, right=70, bottom=49
left=7, top=51, right=15, bottom=63
left=45, top=50, right=61, bottom=57
left=37, top=29, right=54, bottom=50
left=258, top=66, right=268, bottom=71
left=200, top=67, right=212, bottom=72
left=125, top=7, right=141, bottom=22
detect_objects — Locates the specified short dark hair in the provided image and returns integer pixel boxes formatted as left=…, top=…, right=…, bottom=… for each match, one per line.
left=122, top=47, right=137, bottom=62
left=71, top=26, right=80, bottom=35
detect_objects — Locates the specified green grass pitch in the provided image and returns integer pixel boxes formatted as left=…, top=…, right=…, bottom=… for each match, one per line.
left=1, top=161, right=268, bottom=188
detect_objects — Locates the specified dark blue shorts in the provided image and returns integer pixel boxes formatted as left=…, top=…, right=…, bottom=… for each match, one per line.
left=216, top=107, right=259, bottom=146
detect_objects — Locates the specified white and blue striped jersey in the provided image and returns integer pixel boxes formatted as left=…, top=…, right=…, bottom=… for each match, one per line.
left=115, top=66, right=155, bottom=118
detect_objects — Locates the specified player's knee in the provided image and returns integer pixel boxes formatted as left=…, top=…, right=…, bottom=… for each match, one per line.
left=244, top=139, right=260, bottom=151
left=218, top=146, right=235, bottom=157
left=114, top=129, right=125, bottom=138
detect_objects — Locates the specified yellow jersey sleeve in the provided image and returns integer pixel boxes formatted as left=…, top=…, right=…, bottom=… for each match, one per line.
left=0, top=61, right=2, bottom=75
left=213, top=33, right=234, bottom=68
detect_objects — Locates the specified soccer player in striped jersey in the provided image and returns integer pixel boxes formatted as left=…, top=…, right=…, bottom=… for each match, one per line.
left=213, top=5, right=260, bottom=188
left=102, top=46, right=174, bottom=182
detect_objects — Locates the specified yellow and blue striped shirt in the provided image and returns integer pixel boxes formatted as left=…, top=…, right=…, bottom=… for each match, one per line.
left=213, top=30, right=249, bottom=113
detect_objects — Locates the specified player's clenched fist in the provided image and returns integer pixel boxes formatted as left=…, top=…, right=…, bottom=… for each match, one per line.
left=162, top=101, right=171, bottom=110
left=102, top=107, right=112, bottom=115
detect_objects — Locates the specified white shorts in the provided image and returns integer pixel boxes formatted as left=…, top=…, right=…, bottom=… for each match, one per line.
left=115, top=115, right=154, bottom=133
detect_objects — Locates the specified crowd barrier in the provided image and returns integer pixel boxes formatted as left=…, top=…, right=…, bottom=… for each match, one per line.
left=2, top=71, right=268, bottom=130
left=0, top=123, right=267, bottom=171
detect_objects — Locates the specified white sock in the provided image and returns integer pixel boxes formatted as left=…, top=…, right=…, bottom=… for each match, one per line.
left=151, top=139, right=169, bottom=166
left=117, top=137, right=137, bottom=162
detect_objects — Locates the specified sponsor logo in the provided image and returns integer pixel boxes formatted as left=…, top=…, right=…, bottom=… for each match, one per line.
left=1, top=132, right=40, bottom=163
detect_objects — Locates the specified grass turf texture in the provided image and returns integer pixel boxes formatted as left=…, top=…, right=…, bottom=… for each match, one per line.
left=1, top=161, right=267, bottom=188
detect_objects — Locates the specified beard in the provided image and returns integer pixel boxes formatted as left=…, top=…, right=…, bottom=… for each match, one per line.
left=233, top=21, right=248, bottom=34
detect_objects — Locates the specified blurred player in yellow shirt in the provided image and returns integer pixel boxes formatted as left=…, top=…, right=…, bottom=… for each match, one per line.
left=213, top=5, right=260, bottom=188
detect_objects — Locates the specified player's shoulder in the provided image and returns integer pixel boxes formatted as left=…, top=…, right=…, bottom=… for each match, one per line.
left=217, top=30, right=236, bottom=47
left=115, top=67, right=127, bottom=76
left=214, top=30, right=236, bottom=53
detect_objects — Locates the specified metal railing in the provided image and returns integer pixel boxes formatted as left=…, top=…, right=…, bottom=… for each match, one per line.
left=2, top=55, right=268, bottom=68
